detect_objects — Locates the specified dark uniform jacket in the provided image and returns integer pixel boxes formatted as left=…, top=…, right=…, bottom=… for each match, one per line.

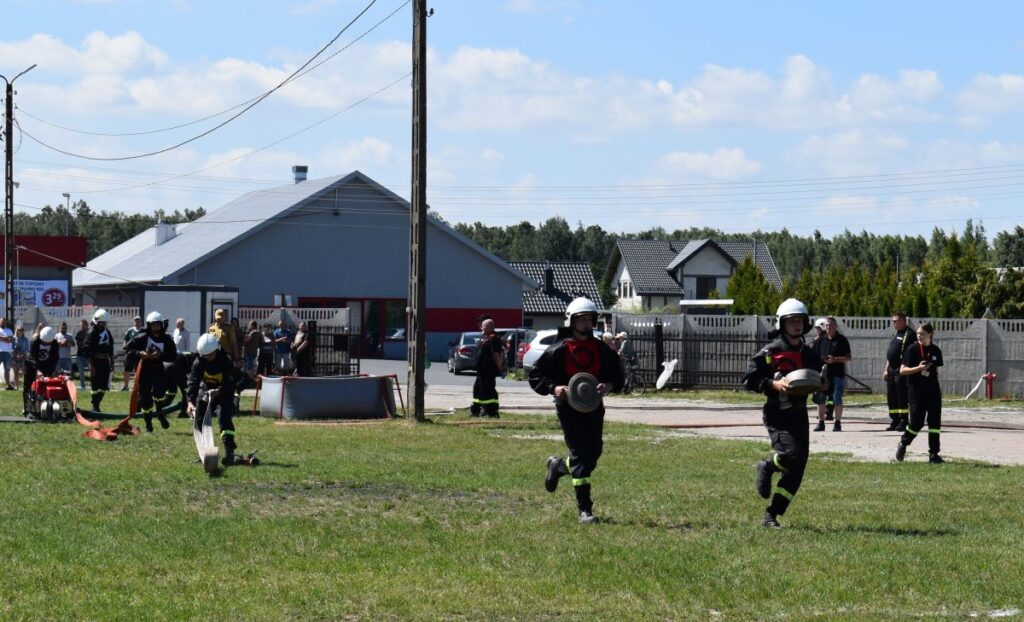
left=528, top=328, right=624, bottom=409
left=187, top=350, right=239, bottom=405
left=886, top=328, right=917, bottom=377
left=743, top=337, right=825, bottom=413
left=475, top=333, right=503, bottom=376
left=125, top=330, right=177, bottom=370
left=82, top=325, right=114, bottom=359
left=903, top=342, right=943, bottom=393
left=29, top=338, right=60, bottom=376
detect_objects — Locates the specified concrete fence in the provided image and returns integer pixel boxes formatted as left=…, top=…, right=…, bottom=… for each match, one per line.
left=613, top=313, right=1024, bottom=398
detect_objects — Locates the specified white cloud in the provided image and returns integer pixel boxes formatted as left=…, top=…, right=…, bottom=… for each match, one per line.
left=0, top=31, right=167, bottom=76
left=790, top=130, right=910, bottom=176
left=956, top=73, right=1024, bottom=114
left=322, top=137, right=395, bottom=171
left=656, top=148, right=762, bottom=180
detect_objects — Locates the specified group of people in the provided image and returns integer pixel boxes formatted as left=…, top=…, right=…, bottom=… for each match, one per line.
left=745, top=298, right=945, bottom=529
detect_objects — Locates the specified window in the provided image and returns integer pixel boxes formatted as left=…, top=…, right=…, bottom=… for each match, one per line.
left=696, top=276, right=717, bottom=299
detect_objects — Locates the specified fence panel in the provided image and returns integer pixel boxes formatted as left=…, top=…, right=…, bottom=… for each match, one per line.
left=614, top=313, right=1024, bottom=397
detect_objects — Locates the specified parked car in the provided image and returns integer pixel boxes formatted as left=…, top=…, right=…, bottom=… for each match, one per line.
left=521, top=328, right=604, bottom=372
left=447, top=331, right=482, bottom=374
left=500, top=328, right=532, bottom=369
left=515, top=330, right=537, bottom=367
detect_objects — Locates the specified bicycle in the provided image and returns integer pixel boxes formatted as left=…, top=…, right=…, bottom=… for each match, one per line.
left=622, top=363, right=647, bottom=396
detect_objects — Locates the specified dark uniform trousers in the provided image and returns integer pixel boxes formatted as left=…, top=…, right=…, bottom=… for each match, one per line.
left=553, top=405, right=604, bottom=513
left=195, top=395, right=237, bottom=456
left=886, top=377, right=910, bottom=427
left=90, top=356, right=111, bottom=409
left=901, top=388, right=941, bottom=454
left=471, top=371, right=499, bottom=417
left=763, top=409, right=810, bottom=516
left=138, top=364, right=170, bottom=413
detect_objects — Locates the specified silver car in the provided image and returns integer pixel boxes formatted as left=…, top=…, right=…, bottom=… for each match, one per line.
left=447, top=331, right=482, bottom=374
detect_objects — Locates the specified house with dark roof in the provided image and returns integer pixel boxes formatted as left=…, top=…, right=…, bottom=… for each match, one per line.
left=604, top=238, right=782, bottom=311
left=73, top=169, right=537, bottom=360
left=508, top=261, right=603, bottom=329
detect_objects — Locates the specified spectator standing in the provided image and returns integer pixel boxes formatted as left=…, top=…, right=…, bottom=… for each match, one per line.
left=122, top=315, right=143, bottom=390
left=56, top=321, right=73, bottom=376
left=208, top=309, right=238, bottom=363
left=0, top=317, right=14, bottom=390
left=469, top=319, right=503, bottom=418
left=257, top=323, right=275, bottom=376
left=292, top=321, right=314, bottom=377
left=243, top=320, right=260, bottom=380
left=273, top=320, right=294, bottom=374
left=11, top=326, right=28, bottom=389
left=231, top=317, right=245, bottom=369
left=883, top=312, right=916, bottom=432
left=814, top=317, right=852, bottom=432
left=173, top=318, right=191, bottom=354
left=74, top=319, right=90, bottom=390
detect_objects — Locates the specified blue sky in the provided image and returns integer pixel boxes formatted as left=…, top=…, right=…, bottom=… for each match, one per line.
left=3, top=0, right=1023, bottom=238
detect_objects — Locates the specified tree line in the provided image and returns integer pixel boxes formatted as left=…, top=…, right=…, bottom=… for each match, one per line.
left=452, top=217, right=1024, bottom=320
left=15, top=201, right=1024, bottom=319
left=14, top=200, right=206, bottom=260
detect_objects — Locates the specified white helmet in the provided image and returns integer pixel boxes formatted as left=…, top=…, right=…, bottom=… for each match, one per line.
left=814, top=317, right=828, bottom=331
left=40, top=326, right=57, bottom=343
left=196, top=333, right=220, bottom=356
left=93, top=309, right=109, bottom=323
left=775, top=298, right=811, bottom=334
left=146, top=311, right=164, bottom=325
left=564, top=297, right=599, bottom=327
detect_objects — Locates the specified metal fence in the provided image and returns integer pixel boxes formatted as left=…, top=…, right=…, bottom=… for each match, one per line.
left=614, top=314, right=1024, bottom=397
left=309, top=322, right=360, bottom=377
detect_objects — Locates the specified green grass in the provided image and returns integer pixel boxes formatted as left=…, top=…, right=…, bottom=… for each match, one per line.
left=1, top=389, right=1022, bottom=621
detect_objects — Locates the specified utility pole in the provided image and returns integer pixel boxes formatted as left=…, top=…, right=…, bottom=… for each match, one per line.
left=407, top=1, right=429, bottom=422
left=2, top=64, right=36, bottom=325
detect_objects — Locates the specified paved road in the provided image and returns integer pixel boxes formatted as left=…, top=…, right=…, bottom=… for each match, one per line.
left=360, top=358, right=1024, bottom=466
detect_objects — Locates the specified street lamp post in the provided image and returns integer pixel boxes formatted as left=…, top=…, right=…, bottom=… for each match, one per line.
left=62, top=192, right=70, bottom=236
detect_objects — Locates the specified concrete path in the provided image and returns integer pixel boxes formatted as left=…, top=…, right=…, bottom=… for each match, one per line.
left=421, top=383, right=1024, bottom=466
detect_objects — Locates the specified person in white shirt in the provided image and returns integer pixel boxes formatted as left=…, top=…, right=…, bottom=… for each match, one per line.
left=173, top=318, right=191, bottom=354
left=0, top=317, right=14, bottom=390
left=56, top=321, right=74, bottom=376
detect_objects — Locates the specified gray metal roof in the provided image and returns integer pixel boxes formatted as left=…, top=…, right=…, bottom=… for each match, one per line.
left=74, top=171, right=537, bottom=289
left=510, top=261, right=602, bottom=315
left=607, top=238, right=782, bottom=295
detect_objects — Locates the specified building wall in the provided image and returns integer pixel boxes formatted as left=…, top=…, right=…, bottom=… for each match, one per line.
left=611, top=259, right=641, bottom=310
left=676, top=247, right=733, bottom=299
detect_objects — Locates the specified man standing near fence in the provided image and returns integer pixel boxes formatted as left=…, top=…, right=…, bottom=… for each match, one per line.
left=883, top=312, right=915, bottom=432
left=814, top=317, right=852, bottom=432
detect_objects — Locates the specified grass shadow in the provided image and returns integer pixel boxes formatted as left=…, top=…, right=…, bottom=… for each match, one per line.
left=797, top=524, right=961, bottom=537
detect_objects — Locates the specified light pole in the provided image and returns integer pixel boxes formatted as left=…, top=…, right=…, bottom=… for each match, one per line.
left=2, top=63, right=36, bottom=325
left=62, top=192, right=71, bottom=236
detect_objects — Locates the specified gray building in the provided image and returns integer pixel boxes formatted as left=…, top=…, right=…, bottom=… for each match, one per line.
left=605, top=238, right=782, bottom=311
left=509, top=261, right=603, bottom=330
left=73, top=170, right=537, bottom=359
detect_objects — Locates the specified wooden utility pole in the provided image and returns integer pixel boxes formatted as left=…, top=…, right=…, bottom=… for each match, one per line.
left=2, top=64, right=36, bottom=325
left=407, top=0, right=428, bottom=421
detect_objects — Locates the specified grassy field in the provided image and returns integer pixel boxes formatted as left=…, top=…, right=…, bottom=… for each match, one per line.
left=1, top=388, right=1022, bottom=621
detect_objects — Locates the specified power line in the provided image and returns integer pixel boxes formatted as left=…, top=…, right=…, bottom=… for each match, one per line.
left=17, top=0, right=380, bottom=161
left=14, top=0, right=410, bottom=139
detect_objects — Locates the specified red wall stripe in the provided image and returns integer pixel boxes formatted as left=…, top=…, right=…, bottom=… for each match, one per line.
left=425, top=308, right=522, bottom=332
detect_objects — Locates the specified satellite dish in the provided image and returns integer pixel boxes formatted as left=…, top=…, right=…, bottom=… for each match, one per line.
left=656, top=359, right=677, bottom=390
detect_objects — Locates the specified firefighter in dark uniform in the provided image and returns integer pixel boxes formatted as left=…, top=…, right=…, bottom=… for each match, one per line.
left=83, top=309, right=115, bottom=412
left=883, top=311, right=916, bottom=431
left=895, top=322, right=944, bottom=464
left=469, top=318, right=503, bottom=418
left=23, top=326, right=60, bottom=416
left=188, top=333, right=250, bottom=467
left=125, top=311, right=177, bottom=432
left=743, top=298, right=826, bottom=529
left=530, top=297, right=623, bottom=524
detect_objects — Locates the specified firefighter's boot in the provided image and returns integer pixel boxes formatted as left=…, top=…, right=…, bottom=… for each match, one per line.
left=545, top=456, right=567, bottom=493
